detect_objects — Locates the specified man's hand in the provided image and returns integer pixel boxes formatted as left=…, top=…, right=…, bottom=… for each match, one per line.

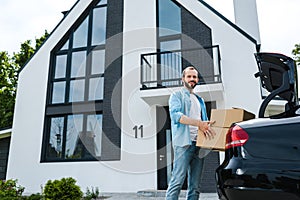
left=179, top=116, right=216, bottom=139
left=198, top=120, right=216, bottom=139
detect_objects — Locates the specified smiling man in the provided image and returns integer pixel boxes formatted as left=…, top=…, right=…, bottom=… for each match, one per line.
left=166, top=66, right=215, bottom=200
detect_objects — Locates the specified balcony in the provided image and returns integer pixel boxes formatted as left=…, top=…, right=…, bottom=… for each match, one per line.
left=140, top=45, right=224, bottom=105
left=140, top=45, right=221, bottom=89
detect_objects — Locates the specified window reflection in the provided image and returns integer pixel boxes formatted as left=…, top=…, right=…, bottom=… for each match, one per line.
left=73, top=17, right=88, bottom=48
left=60, top=39, right=69, bottom=50
left=89, top=77, right=104, bottom=100
left=92, top=7, right=107, bottom=45
left=55, top=55, right=67, bottom=78
left=86, top=114, right=102, bottom=157
left=66, top=115, right=83, bottom=159
left=158, top=0, right=181, bottom=36
left=71, top=51, right=86, bottom=78
left=97, top=0, right=107, bottom=5
left=69, top=79, right=85, bottom=102
left=160, top=40, right=181, bottom=51
left=47, top=114, right=103, bottom=160
left=52, top=81, right=66, bottom=103
left=160, top=40, right=182, bottom=86
left=91, top=50, right=105, bottom=75
left=48, top=117, right=64, bottom=158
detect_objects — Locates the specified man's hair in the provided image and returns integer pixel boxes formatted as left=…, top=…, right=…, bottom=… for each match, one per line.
left=182, top=66, right=199, bottom=78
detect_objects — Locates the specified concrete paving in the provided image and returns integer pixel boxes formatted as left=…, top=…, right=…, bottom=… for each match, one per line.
left=101, top=191, right=219, bottom=200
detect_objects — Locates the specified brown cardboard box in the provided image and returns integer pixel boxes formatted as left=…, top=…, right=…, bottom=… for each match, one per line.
left=196, top=108, right=255, bottom=151
left=197, top=127, right=228, bottom=150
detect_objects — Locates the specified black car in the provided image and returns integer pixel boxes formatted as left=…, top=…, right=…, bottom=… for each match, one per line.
left=216, top=53, right=300, bottom=200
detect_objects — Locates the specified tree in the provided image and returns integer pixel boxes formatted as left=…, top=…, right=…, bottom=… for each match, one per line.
left=0, top=30, right=49, bottom=129
left=292, top=43, right=300, bottom=66
left=0, top=51, right=15, bottom=128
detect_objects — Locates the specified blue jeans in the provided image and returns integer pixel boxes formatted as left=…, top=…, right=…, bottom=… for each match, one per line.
left=165, top=142, right=204, bottom=200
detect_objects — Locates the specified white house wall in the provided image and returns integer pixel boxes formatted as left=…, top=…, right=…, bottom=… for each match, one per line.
left=106, top=0, right=158, bottom=190
left=233, top=0, right=261, bottom=44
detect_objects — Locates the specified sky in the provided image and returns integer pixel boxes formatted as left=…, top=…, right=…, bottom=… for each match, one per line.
left=0, top=0, right=299, bottom=58
left=0, top=0, right=77, bottom=54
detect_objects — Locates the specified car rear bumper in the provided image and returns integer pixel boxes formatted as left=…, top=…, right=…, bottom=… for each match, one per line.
left=219, top=187, right=300, bottom=200
left=216, top=149, right=300, bottom=200
left=216, top=166, right=300, bottom=200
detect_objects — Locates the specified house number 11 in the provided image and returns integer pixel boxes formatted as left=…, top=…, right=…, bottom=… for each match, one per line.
left=133, top=125, right=143, bottom=138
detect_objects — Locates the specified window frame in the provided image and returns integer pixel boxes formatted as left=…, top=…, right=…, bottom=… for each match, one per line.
left=41, top=0, right=107, bottom=162
left=43, top=113, right=103, bottom=162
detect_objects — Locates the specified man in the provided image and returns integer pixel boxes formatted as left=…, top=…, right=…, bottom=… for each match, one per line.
left=166, top=66, right=215, bottom=200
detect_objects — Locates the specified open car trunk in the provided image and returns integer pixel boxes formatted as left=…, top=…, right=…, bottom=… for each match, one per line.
left=255, top=52, right=299, bottom=118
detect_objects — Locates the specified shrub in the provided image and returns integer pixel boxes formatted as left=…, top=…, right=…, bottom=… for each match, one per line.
left=84, top=186, right=100, bottom=200
left=24, top=193, right=43, bottom=200
left=43, top=177, right=83, bottom=200
left=0, top=179, right=25, bottom=199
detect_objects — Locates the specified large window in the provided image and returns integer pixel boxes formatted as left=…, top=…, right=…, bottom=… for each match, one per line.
left=157, top=0, right=182, bottom=86
left=51, top=4, right=106, bottom=104
left=46, top=114, right=102, bottom=160
left=42, top=0, right=107, bottom=162
left=158, top=0, right=181, bottom=37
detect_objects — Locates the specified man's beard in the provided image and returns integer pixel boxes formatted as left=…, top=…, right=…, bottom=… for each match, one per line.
left=183, top=80, right=197, bottom=89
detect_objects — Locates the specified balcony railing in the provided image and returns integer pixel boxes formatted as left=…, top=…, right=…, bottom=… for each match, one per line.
left=140, top=45, right=221, bottom=89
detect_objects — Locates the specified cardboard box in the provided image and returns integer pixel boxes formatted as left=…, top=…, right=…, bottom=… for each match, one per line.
left=196, top=108, right=255, bottom=151
left=210, top=108, right=255, bottom=128
left=197, top=127, right=228, bottom=150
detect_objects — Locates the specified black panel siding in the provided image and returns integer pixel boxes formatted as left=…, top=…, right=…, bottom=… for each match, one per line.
left=181, top=7, right=212, bottom=48
left=0, top=137, right=11, bottom=180
left=200, top=101, right=219, bottom=193
left=181, top=7, right=214, bottom=83
left=200, top=152, right=219, bottom=192
left=101, top=0, right=123, bottom=161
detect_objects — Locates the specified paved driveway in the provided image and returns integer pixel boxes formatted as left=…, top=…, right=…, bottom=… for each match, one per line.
left=102, top=192, right=218, bottom=200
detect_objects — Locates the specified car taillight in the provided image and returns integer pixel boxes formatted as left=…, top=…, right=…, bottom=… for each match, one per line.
left=225, top=125, right=249, bottom=149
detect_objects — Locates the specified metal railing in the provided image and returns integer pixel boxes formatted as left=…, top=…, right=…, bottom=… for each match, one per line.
left=140, top=45, right=221, bottom=89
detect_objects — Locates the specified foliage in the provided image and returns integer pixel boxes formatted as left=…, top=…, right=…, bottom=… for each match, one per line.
left=35, top=30, right=50, bottom=50
left=84, top=186, right=100, bottom=200
left=292, top=43, right=300, bottom=67
left=22, top=193, right=43, bottom=200
left=43, top=177, right=83, bottom=200
left=0, top=30, right=49, bottom=129
left=0, top=177, right=102, bottom=200
left=0, top=51, right=16, bottom=128
left=13, top=40, right=35, bottom=68
left=0, top=179, right=25, bottom=199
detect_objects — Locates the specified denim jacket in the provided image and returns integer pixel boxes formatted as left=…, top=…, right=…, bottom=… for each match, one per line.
left=169, top=88, right=208, bottom=147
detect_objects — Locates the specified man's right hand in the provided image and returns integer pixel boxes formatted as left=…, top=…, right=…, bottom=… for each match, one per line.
left=198, top=120, right=216, bottom=139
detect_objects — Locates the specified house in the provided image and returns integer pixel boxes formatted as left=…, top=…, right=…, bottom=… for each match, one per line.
left=7, top=0, right=267, bottom=194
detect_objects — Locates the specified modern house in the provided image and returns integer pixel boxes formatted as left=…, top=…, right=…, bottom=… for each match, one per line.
left=6, top=0, right=267, bottom=194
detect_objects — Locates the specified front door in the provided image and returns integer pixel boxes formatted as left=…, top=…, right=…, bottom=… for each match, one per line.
left=156, top=106, right=176, bottom=189
left=156, top=106, right=187, bottom=190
